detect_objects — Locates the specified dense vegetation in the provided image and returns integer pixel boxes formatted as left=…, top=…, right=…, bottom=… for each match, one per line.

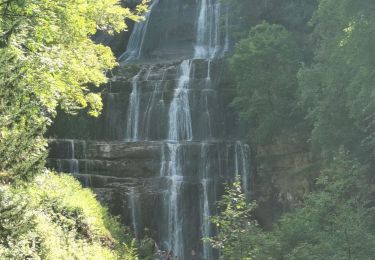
left=0, top=173, right=139, bottom=259
left=210, top=0, right=375, bottom=258
left=210, top=153, right=375, bottom=259
left=0, top=0, right=148, bottom=258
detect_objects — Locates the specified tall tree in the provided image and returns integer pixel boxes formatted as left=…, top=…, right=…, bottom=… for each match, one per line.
left=0, top=0, right=147, bottom=179
left=230, top=22, right=303, bottom=143
left=299, top=0, right=375, bottom=162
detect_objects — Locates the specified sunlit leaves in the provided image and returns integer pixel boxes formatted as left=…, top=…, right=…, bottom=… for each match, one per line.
left=0, top=0, right=147, bottom=178
left=0, top=171, right=137, bottom=259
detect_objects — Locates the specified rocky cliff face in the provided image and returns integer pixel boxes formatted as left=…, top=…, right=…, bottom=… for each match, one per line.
left=47, top=1, right=251, bottom=259
left=253, top=134, right=319, bottom=229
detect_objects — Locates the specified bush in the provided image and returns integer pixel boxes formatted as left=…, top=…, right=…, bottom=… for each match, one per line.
left=0, top=171, right=137, bottom=259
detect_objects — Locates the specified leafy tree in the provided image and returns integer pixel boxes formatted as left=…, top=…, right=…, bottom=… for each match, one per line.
left=0, top=0, right=147, bottom=179
left=207, top=181, right=277, bottom=259
left=298, top=0, right=375, bottom=161
left=224, top=1, right=375, bottom=259
left=230, top=22, right=303, bottom=143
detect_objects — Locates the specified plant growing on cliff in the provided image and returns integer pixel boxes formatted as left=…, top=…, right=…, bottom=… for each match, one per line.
left=208, top=154, right=375, bottom=259
left=270, top=151, right=375, bottom=259
left=207, top=181, right=276, bottom=259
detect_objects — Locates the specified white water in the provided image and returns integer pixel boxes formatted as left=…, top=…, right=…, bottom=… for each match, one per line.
left=163, top=0, right=225, bottom=257
left=222, top=6, right=230, bottom=55
left=168, top=60, right=193, bottom=141
left=200, top=89, right=214, bottom=139
left=200, top=60, right=215, bottom=139
left=200, top=143, right=213, bottom=259
left=128, top=187, right=140, bottom=239
left=163, top=143, right=184, bottom=258
left=119, top=0, right=159, bottom=62
left=119, top=0, right=239, bottom=258
left=235, top=141, right=251, bottom=197
left=125, top=72, right=141, bottom=141
left=195, top=0, right=222, bottom=59
left=69, top=140, right=79, bottom=174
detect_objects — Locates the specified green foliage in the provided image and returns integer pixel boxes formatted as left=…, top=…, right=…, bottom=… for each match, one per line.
left=223, top=0, right=375, bottom=259
left=0, top=186, right=38, bottom=258
left=272, top=151, right=375, bottom=259
left=209, top=153, right=375, bottom=259
left=0, top=0, right=146, bottom=179
left=137, top=230, right=156, bottom=260
left=298, top=0, right=375, bottom=159
left=0, top=171, right=138, bottom=259
left=207, top=181, right=276, bottom=259
left=122, top=240, right=140, bottom=260
left=230, top=22, right=303, bottom=143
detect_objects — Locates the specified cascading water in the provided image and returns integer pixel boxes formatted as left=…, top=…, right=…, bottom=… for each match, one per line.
left=57, top=139, right=79, bottom=174
left=66, top=140, right=79, bottom=174
left=200, top=143, right=214, bottom=259
left=157, top=0, right=234, bottom=258
left=119, top=0, right=159, bottom=62
left=48, top=0, right=251, bottom=259
left=128, top=187, right=141, bottom=239
left=198, top=60, right=217, bottom=139
left=125, top=72, right=141, bottom=141
left=195, top=0, right=222, bottom=59
left=235, top=141, right=251, bottom=198
left=222, top=6, right=230, bottom=55
left=168, top=60, right=193, bottom=141
left=162, top=143, right=184, bottom=258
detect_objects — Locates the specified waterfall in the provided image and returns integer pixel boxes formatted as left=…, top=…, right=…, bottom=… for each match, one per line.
left=162, top=0, right=227, bottom=257
left=119, top=0, right=159, bottom=62
left=234, top=141, right=251, bottom=197
left=69, top=140, right=79, bottom=174
left=163, top=59, right=195, bottom=257
left=161, top=143, right=184, bottom=257
left=222, top=6, right=230, bottom=55
left=195, top=0, right=222, bottom=59
left=125, top=72, right=141, bottom=141
left=200, top=90, right=213, bottom=138
left=199, top=60, right=216, bottom=139
left=168, top=60, right=193, bottom=141
left=200, top=143, right=213, bottom=260
left=128, top=187, right=141, bottom=239
left=47, top=1, right=250, bottom=259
